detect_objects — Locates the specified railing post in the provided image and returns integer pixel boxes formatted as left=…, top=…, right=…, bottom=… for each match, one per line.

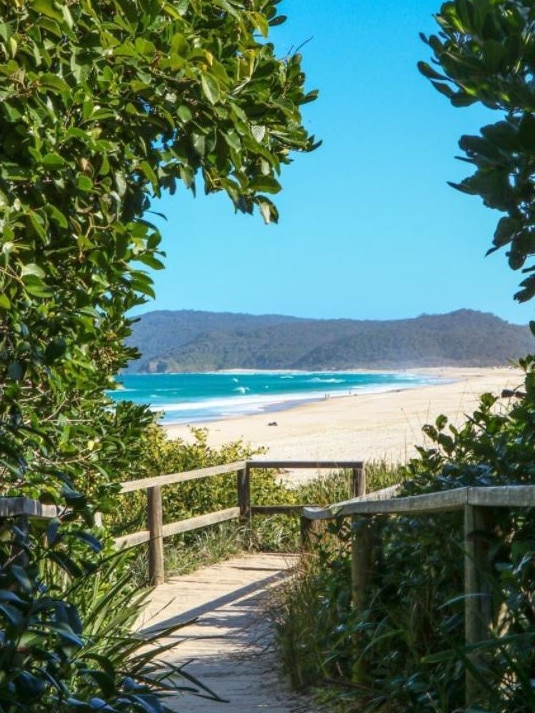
left=350, top=467, right=371, bottom=684
left=237, top=465, right=252, bottom=547
left=351, top=463, right=368, bottom=613
left=351, top=515, right=374, bottom=683
left=464, top=504, right=491, bottom=708
left=300, top=515, right=321, bottom=550
left=148, top=485, right=165, bottom=586
left=351, top=464, right=366, bottom=498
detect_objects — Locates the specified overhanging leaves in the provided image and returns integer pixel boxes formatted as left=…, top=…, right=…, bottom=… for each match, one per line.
left=421, top=0, right=535, bottom=303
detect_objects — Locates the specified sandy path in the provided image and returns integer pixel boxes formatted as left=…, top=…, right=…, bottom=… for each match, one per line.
left=139, top=554, right=323, bottom=712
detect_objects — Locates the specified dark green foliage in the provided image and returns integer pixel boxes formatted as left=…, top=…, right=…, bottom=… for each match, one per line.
left=420, top=0, right=535, bottom=304
left=0, top=517, right=220, bottom=713
left=269, top=463, right=406, bottom=687
left=274, top=358, right=535, bottom=712
left=0, top=0, right=317, bottom=505
left=127, top=308, right=532, bottom=372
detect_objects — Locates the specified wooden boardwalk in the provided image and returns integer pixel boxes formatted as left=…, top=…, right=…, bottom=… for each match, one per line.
left=138, top=553, right=325, bottom=712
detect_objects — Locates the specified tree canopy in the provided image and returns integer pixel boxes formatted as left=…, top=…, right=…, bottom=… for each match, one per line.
left=0, top=0, right=317, bottom=501
left=419, top=0, right=535, bottom=305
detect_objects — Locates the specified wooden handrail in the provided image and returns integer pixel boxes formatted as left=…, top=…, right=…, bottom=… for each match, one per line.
left=119, top=461, right=247, bottom=493
left=114, top=460, right=365, bottom=585
left=303, top=484, right=535, bottom=519
left=302, top=482, right=535, bottom=708
left=248, top=459, right=364, bottom=470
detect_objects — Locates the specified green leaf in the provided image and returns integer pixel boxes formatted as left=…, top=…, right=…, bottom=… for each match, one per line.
left=0, top=603, right=23, bottom=627
left=42, top=153, right=66, bottom=169
left=40, top=73, right=70, bottom=93
left=44, top=204, right=69, bottom=228
left=192, top=133, right=206, bottom=156
left=251, top=125, right=266, bottom=142
left=54, top=622, right=84, bottom=647
left=20, top=263, right=45, bottom=279
left=201, top=74, right=220, bottom=104
left=249, top=175, right=281, bottom=193
left=28, top=212, right=48, bottom=242
left=139, top=160, right=158, bottom=190
left=0, top=591, right=24, bottom=604
left=492, top=217, right=518, bottom=248
left=129, top=273, right=156, bottom=298
left=418, top=61, right=446, bottom=81
left=171, top=32, right=188, bottom=55
left=251, top=11, right=269, bottom=37
left=430, top=80, right=455, bottom=99
left=257, top=197, right=278, bottom=224
left=71, top=530, right=103, bottom=553
left=269, top=14, right=287, bottom=27
left=31, top=0, right=64, bottom=23
left=114, top=171, right=127, bottom=197
left=76, top=175, right=94, bottom=192
left=10, top=565, right=32, bottom=592
left=21, top=274, right=52, bottom=297
left=178, top=105, right=192, bottom=122
left=136, top=253, right=165, bottom=270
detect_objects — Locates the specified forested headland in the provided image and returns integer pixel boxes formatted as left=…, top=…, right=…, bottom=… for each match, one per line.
left=126, top=308, right=533, bottom=372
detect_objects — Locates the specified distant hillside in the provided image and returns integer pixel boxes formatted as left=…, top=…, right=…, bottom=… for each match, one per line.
left=125, top=309, right=534, bottom=372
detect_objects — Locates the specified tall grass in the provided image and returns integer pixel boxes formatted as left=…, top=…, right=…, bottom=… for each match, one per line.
left=267, top=461, right=406, bottom=703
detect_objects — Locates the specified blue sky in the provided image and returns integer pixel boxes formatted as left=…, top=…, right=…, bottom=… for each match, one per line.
left=143, top=0, right=533, bottom=326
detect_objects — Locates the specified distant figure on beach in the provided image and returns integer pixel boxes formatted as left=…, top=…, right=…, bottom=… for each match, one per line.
left=268, top=421, right=278, bottom=427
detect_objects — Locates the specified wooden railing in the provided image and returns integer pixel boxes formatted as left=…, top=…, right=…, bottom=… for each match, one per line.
left=114, top=459, right=365, bottom=585
left=302, top=483, right=535, bottom=707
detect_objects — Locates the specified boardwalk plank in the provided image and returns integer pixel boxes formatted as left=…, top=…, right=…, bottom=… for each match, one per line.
left=137, top=553, right=326, bottom=712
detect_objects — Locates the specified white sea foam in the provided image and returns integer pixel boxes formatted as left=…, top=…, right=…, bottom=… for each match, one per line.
left=308, top=377, right=345, bottom=384
left=112, top=370, right=445, bottom=425
left=153, top=389, right=324, bottom=422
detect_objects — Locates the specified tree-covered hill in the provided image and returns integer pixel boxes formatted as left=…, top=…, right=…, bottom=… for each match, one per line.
left=126, top=309, right=534, bottom=372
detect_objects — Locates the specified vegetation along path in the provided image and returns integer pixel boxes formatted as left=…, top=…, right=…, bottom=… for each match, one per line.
left=139, top=553, right=324, bottom=712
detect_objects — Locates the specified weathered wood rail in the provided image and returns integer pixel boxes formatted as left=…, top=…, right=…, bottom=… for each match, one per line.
left=303, top=483, right=535, bottom=708
left=114, top=459, right=365, bottom=585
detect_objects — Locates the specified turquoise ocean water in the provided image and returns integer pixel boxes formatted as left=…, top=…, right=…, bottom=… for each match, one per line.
left=109, top=371, right=442, bottom=425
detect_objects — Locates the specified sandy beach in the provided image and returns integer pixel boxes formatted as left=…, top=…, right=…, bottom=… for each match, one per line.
left=164, top=367, right=525, bottom=467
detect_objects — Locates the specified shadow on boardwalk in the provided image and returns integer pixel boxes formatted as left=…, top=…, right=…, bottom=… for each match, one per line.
left=138, top=553, right=326, bottom=712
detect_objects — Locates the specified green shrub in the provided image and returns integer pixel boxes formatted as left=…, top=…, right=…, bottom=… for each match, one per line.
left=110, top=426, right=266, bottom=537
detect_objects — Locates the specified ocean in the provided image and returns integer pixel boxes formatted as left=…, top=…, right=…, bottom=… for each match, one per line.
left=108, top=371, right=442, bottom=425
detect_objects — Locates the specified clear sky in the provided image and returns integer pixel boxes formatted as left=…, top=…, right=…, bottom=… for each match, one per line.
left=142, top=0, right=533, bottom=327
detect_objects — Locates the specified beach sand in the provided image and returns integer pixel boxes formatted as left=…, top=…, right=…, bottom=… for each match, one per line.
left=164, top=367, right=525, bottom=472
